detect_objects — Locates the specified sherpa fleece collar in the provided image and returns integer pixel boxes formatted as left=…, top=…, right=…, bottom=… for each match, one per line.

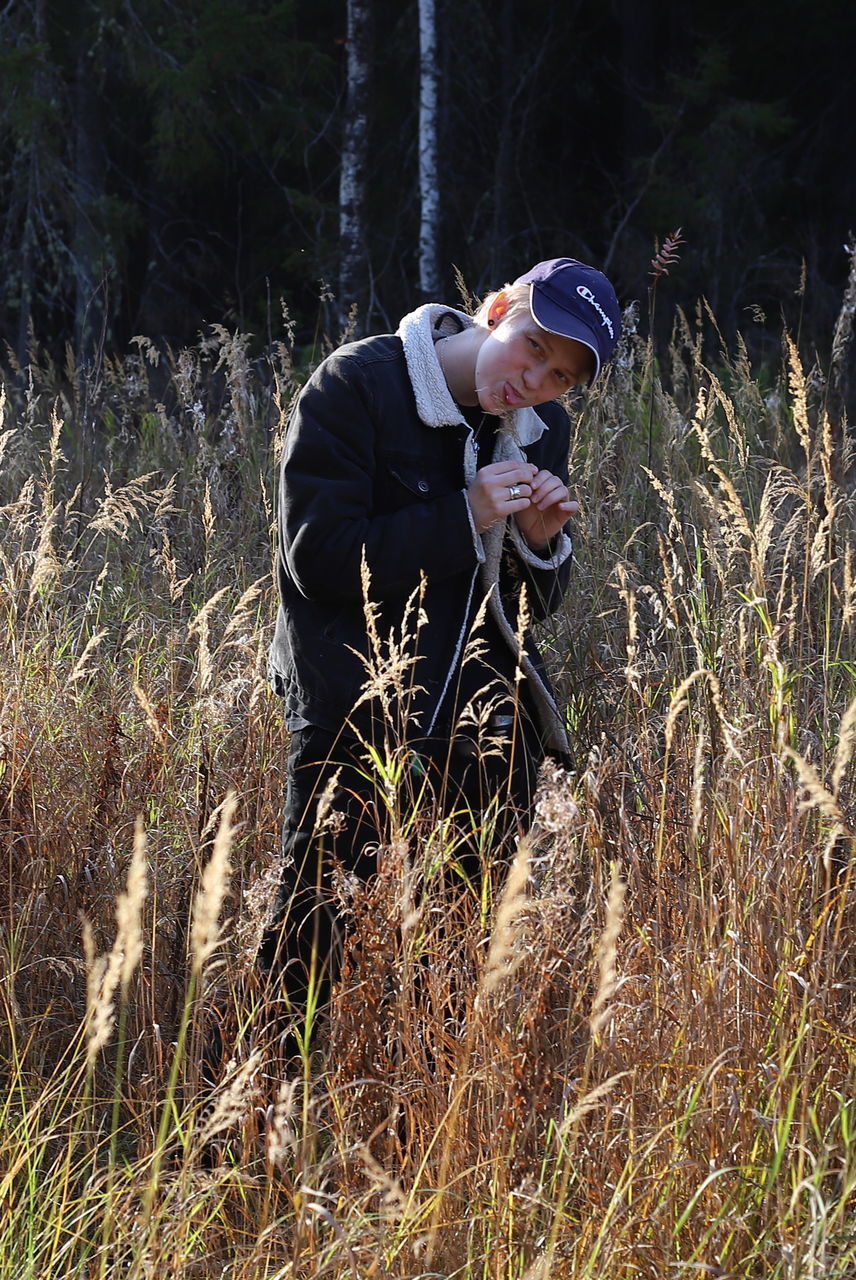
left=396, top=303, right=548, bottom=447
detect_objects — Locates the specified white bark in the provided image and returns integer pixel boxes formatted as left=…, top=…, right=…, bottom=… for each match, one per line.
left=339, top=0, right=373, bottom=328
left=418, top=0, right=440, bottom=297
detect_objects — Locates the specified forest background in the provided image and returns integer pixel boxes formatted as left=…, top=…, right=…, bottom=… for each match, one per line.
left=2, top=0, right=856, bottom=366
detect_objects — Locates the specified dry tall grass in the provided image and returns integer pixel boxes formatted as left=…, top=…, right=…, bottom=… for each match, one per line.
left=0, top=296, right=854, bottom=1278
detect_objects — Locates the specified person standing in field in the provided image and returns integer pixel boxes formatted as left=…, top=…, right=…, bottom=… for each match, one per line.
left=260, top=257, right=621, bottom=1034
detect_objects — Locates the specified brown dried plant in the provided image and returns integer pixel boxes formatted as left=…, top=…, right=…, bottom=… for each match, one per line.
left=649, top=227, right=685, bottom=283
left=646, top=227, right=685, bottom=469
left=1, top=287, right=856, bottom=1278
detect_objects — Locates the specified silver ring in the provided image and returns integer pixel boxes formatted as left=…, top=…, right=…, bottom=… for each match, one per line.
left=507, top=484, right=521, bottom=500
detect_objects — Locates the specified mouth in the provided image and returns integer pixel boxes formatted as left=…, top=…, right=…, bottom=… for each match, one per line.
left=502, top=382, right=524, bottom=407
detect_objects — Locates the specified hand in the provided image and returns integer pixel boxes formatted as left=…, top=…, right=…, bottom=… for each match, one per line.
left=467, top=460, right=539, bottom=534
left=512, top=468, right=578, bottom=551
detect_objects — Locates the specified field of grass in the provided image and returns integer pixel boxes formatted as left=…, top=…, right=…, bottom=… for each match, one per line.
left=0, top=283, right=854, bottom=1278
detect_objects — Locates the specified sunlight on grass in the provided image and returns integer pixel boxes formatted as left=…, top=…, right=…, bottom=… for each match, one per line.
left=0, top=307, right=854, bottom=1277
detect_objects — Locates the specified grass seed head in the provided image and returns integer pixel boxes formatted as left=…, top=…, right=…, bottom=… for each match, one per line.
left=190, top=791, right=237, bottom=977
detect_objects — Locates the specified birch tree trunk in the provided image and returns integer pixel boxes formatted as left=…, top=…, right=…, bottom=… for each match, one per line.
left=338, top=0, right=373, bottom=333
left=417, top=0, right=440, bottom=298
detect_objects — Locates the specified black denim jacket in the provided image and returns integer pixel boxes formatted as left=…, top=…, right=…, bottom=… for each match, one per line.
left=268, top=322, right=573, bottom=751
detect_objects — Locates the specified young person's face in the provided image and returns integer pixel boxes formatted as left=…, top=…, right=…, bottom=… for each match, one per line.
left=473, top=300, right=594, bottom=415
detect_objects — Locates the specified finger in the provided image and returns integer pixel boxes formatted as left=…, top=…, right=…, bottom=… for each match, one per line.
left=531, top=479, right=567, bottom=509
left=499, top=481, right=532, bottom=505
left=529, top=471, right=562, bottom=497
left=479, top=461, right=538, bottom=481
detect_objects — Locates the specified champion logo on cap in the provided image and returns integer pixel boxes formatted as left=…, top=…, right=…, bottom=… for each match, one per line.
left=576, top=285, right=615, bottom=339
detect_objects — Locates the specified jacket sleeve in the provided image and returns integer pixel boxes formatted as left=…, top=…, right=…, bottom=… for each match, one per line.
left=501, top=399, right=574, bottom=621
left=280, top=349, right=480, bottom=603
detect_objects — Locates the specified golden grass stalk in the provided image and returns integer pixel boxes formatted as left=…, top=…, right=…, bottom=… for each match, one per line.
left=481, top=835, right=532, bottom=995
left=0, top=426, right=15, bottom=473
left=190, top=790, right=237, bottom=977
left=691, top=719, right=707, bottom=843
left=188, top=585, right=232, bottom=695
left=118, top=816, right=149, bottom=992
left=132, top=679, right=170, bottom=750
left=220, top=574, right=270, bottom=644
left=155, top=527, right=192, bottom=601
left=191, top=1047, right=262, bottom=1147
left=88, top=471, right=167, bottom=538
left=589, top=860, right=626, bottom=1039
left=786, top=334, right=813, bottom=466
left=351, top=553, right=428, bottom=735
left=615, top=561, right=640, bottom=692
left=782, top=746, right=845, bottom=826
left=265, top=1077, right=300, bottom=1172
left=203, top=477, right=216, bottom=544
left=831, top=694, right=856, bottom=798
left=558, top=1070, right=629, bottom=1133
left=28, top=502, right=61, bottom=601
left=665, top=666, right=741, bottom=763
left=83, top=819, right=149, bottom=1065
left=68, top=627, right=108, bottom=684
left=83, top=920, right=122, bottom=1067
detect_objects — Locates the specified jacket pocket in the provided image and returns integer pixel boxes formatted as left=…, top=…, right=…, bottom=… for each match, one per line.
left=377, top=450, right=457, bottom=506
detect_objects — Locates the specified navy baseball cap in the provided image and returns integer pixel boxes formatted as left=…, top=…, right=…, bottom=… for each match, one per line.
left=514, top=258, right=621, bottom=383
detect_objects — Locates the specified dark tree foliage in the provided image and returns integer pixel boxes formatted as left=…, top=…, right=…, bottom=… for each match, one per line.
left=0, top=0, right=338, bottom=361
left=0, top=0, right=854, bottom=361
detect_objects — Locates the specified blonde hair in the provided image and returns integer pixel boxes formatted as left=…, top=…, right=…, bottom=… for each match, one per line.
left=473, top=282, right=532, bottom=326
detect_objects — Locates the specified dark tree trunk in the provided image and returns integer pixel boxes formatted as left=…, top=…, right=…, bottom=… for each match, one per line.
left=17, top=157, right=38, bottom=368
left=14, top=0, right=48, bottom=367
left=488, top=0, right=515, bottom=288
left=72, top=48, right=108, bottom=365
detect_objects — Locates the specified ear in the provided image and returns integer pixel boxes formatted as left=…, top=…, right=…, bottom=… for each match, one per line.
left=486, top=290, right=511, bottom=328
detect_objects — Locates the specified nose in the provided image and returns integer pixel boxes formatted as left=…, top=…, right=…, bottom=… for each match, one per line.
left=523, top=361, right=547, bottom=396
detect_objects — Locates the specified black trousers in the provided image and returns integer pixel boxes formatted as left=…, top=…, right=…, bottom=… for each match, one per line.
left=256, top=713, right=543, bottom=1025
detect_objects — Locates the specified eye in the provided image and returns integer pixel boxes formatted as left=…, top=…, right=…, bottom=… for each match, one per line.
left=554, top=369, right=570, bottom=386
left=527, top=336, right=543, bottom=354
